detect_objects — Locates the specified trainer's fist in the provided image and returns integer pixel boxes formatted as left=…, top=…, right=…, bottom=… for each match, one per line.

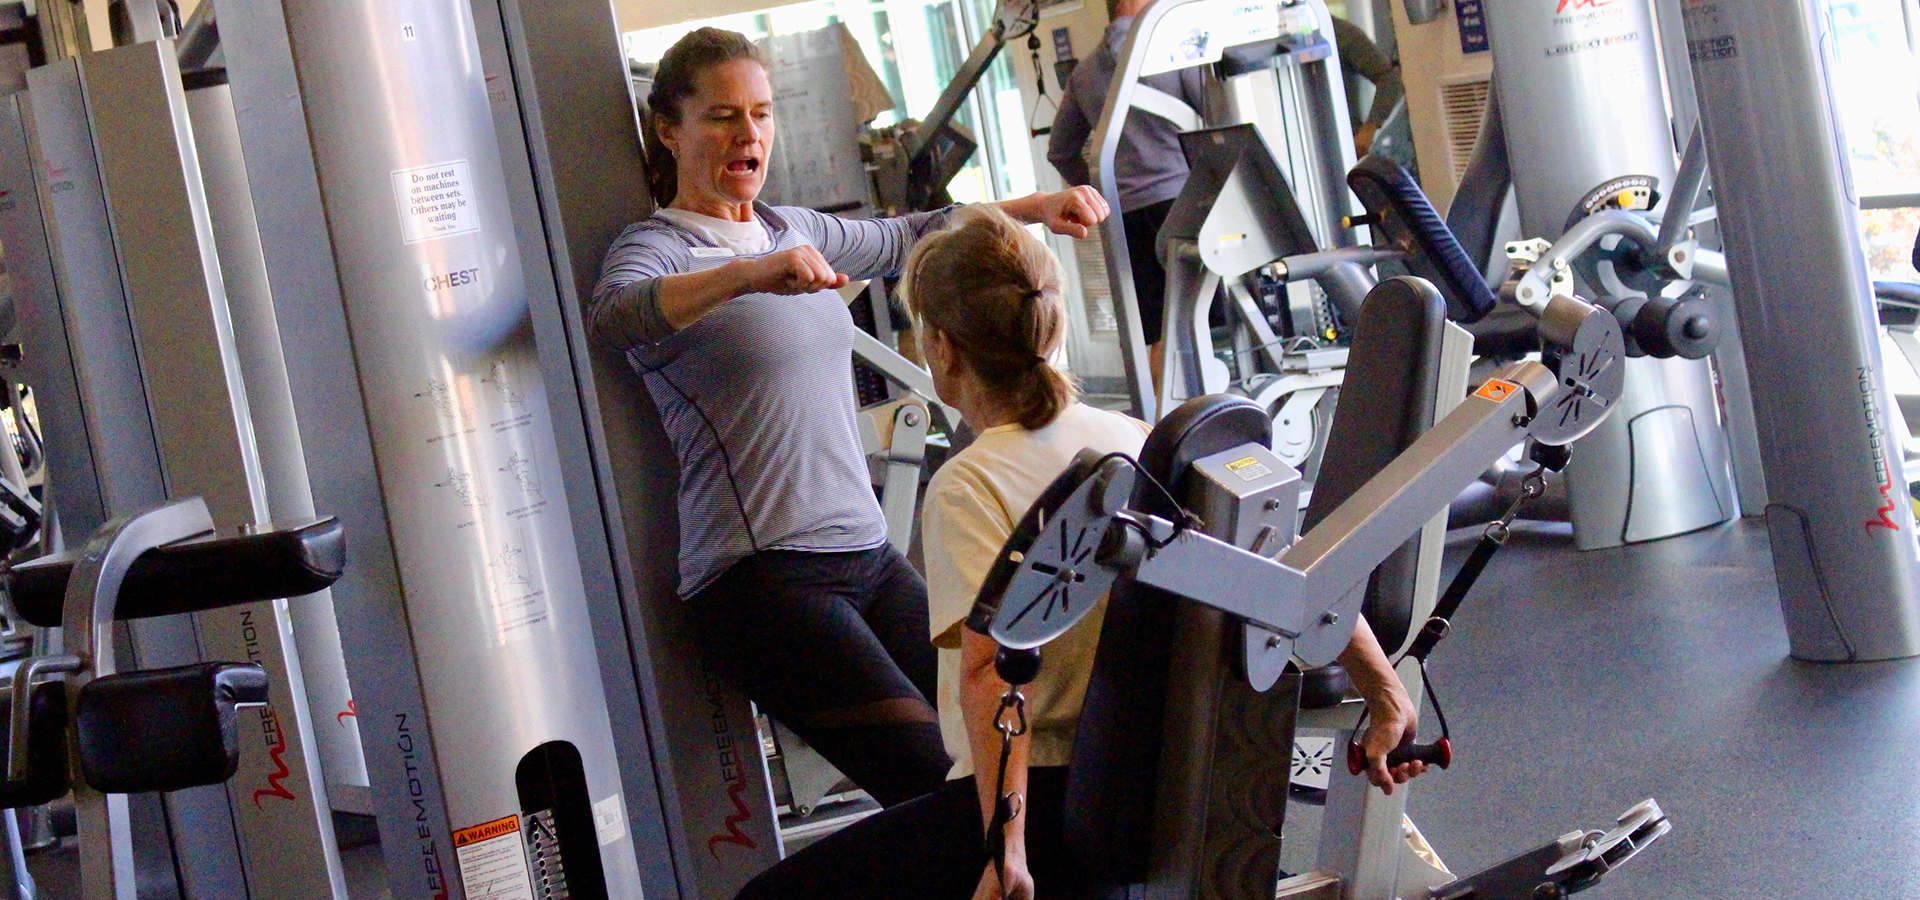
left=746, top=246, right=849, bottom=295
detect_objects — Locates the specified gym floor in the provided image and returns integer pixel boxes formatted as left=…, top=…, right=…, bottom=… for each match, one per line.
left=1402, top=516, right=1920, bottom=899
left=23, top=516, right=1918, bottom=899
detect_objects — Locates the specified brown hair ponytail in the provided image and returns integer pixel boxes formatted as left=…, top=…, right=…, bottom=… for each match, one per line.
left=902, top=205, right=1078, bottom=430
left=641, top=28, right=768, bottom=208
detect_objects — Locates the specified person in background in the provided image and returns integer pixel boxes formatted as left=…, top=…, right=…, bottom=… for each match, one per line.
left=1333, top=16, right=1404, bottom=157
left=733, top=206, right=1428, bottom=900
left=1046, top=0, right=1208, bottom=393
left=589, top=27, right=1109, bottom=810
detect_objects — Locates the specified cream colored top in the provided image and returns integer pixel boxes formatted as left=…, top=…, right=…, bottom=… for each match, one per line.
left=924, top=402, right=1152, bottom=779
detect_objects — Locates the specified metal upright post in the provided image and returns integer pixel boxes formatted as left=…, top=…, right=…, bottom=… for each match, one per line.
left=1676, top=0, right=1920, bottom=661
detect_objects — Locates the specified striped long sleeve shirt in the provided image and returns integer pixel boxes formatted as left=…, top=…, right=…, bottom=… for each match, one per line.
left=589, top=202, right=954, bottom=596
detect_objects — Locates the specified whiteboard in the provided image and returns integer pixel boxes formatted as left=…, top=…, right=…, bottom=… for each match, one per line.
left=758, top=27, right=873, bottom=213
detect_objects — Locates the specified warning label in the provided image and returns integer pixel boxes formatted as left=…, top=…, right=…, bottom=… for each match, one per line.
left=392, top=159, right=481, bottom=245
left=1475, top=379, right=1518, bottom=402
left=1225, top=456, right=1274, bottom=483
left=452, top=815, right=535, bottom=900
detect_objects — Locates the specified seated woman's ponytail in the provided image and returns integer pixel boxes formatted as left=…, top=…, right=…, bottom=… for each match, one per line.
left=901, top=205, right=1077, bottom=431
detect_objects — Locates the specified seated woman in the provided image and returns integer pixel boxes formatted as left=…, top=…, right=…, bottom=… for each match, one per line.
left=736, top=206, right=1428, bottom=900
left=588, top=28, right=1109, bottom=808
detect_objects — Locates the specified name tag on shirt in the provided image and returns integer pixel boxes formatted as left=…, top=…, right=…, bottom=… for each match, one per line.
left=689, top=247, right=735, bottom=259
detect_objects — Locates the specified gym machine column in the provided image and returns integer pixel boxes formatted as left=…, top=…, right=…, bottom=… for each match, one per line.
left=208, top=5, right=465, bottom=896
left=267, top=0, right=649, bottom=895
left=1675, top=0, right=1920, bottom=661
left=180, top=65, right=372, bottom=810
left=214, top=0, right=778, bottom=895
left=1479, top=0, right=1737, bottom=549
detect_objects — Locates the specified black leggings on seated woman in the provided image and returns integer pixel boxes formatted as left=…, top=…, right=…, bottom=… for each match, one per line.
left=734, top=767, right=1096, bottom=900
left=691, top=545, right=952, bottom=808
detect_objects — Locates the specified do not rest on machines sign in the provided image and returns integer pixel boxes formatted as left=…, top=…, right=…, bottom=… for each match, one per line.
left=391, top=159, right=482, bottom=244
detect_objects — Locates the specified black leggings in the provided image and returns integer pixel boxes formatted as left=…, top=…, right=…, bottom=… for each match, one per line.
left=735, top=768, right=1095, bottom=900
left=691, top=546, right=952, bottom=808
left=1123, top=199, right=1176, bottom=346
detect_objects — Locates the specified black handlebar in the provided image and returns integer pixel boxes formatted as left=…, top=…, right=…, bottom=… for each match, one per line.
left=1346, top=736, right=1453, bottom=777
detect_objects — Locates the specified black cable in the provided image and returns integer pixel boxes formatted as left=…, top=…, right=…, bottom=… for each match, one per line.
left=1086, top=451, right=1199, bottom=547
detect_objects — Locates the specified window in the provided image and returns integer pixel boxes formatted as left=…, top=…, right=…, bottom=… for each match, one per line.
left=1829, top=0, right=1920, bottom=280
left=625, top=0, right=1039, bottom=204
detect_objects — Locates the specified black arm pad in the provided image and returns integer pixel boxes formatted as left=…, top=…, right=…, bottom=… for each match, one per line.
left=0, top=681, right=69, bottom=809
left=1348, top=156, right=1499, bottom=323
left=11, top=517, right=344, bottom=628
left=1876, top=281, right=1920, bottom=329
left=76, top=663, right=269, bottom=794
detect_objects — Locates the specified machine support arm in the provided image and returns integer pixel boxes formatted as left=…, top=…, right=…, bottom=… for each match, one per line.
left=1126, top=359, right=1553, bottom=667
left=977, top=295, right=1625, bottom=665
left=1281, top=362, right=1550, bottom=635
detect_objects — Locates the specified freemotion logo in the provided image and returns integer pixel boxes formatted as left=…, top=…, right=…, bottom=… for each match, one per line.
left=1558, top=0, right=1620, bottom=10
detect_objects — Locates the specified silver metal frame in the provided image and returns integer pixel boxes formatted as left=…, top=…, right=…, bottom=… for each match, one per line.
left=1481, top=0, right=1736, bottom=551
left=59, top=498, right=216, bottom=900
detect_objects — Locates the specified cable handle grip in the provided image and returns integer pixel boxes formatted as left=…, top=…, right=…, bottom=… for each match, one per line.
left=1346, top=736, right=1453, bottom=777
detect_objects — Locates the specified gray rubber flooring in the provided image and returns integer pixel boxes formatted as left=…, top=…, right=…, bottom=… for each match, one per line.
left=26, top=515, right=1918, bottom=899
left=1405, top=516, right=1920, bottom=900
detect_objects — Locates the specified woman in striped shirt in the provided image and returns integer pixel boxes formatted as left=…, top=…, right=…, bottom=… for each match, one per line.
left=590, top=27, right=1109, bottom=808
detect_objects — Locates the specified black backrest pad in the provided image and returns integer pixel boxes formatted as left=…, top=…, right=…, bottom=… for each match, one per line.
left=1064, top=395, right=1269, bottom=882
left=12, top=517, right=345, bottom=628
left=0, top=681, right=69, bottom=809
left=77, top=663, right=269, bottom=794
left=1302, top=277, right=1449, bottom=652
left=1348, top=155, right=1498, bottom=323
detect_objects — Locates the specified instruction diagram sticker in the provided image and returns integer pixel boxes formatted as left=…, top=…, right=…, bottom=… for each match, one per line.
left=392, top=159, right=481, bottom=244
left=452, top=815, right=535, bottom=900
left=1475, top=379, right=1519, bottom=402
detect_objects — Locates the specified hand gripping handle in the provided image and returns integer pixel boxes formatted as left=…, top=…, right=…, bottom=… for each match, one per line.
left=1346, top=736, right=1452, bottom=777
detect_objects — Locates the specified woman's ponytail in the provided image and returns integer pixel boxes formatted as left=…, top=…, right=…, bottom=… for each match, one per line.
left=901, top=205, right=1077, bottom=431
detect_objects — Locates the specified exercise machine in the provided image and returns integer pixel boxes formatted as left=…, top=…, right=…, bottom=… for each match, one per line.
left=1086, top=0, right=1363, bottom=423
left=1, top=39, right=358, bottom=898
left=1365, top=0, right=1738, bottom=550
left=966, top=274, right=1671, bottom=899
left=0, top=499, right=342, bottom=900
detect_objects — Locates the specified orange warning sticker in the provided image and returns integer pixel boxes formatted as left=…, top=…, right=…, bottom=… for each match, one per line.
left=453, top=813, right=535, bottom=899
left=1474, top=379, right=1519, bottom=402
left=453, top=814, right=522, bottom=848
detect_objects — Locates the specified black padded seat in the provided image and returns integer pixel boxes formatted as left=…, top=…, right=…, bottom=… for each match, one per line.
left=1302, top=277, right=1449, bottom=655
left=0, top=681, right=69, bottom=809
left=75, top=662, right=268, bottom=794
left=1062, top=395, right=1271, bottom=885
left=1348, top=156, right=1499, bottom=323
left=11, top=517, right=344, bottom=628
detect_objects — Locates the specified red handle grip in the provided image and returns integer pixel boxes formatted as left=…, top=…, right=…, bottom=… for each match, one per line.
left=1346, top=737, right=1452, bottom=777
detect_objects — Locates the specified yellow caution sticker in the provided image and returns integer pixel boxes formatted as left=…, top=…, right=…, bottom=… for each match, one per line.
left=1225, top=455, right=1274, bottom=482
left=1474, top=379, right=1519, bottom=402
